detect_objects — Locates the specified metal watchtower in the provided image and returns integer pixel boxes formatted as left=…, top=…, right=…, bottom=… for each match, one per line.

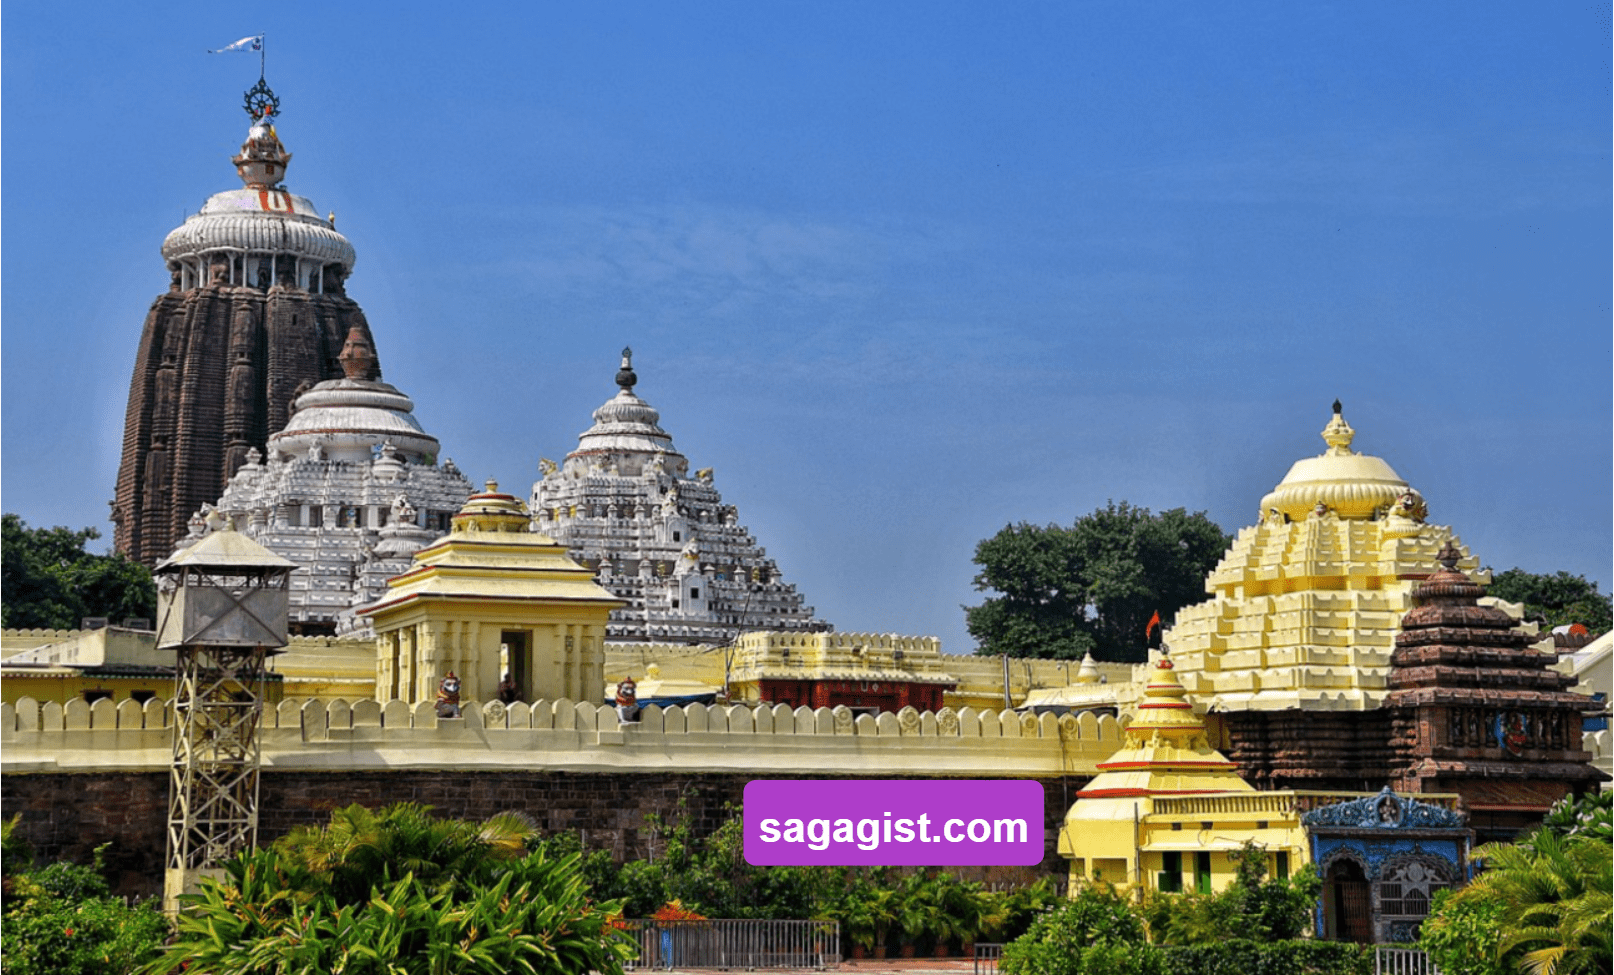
left=153, top=521, right=296, bottom=912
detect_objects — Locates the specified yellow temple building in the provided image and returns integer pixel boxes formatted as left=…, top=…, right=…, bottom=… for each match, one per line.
left=1167, top=402, right=1482, bottom=715
left=362, top=481, right=623, bottom=706
left=1059, top=654, right=1308, bottom=894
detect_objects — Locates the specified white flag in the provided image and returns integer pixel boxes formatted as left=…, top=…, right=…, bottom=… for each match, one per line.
left=209, top=35, right=263, bottom=54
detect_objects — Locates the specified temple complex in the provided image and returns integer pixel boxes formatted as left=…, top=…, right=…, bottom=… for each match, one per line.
left=194, top=327, right=472, bottom=635
left=1166, top=404, right=1488, bottom=791
left=114, top=78, right=381, bottom=565
left=530, top=350, right=825, bottom=645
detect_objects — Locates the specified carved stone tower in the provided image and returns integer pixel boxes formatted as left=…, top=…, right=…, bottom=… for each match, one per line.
left=112, top=78, right=380, bottom=565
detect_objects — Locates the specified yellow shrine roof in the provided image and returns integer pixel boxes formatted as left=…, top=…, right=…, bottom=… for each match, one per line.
left=361, top=482, right=622, bottom=617
left=1165, top=405, right=1491, bottom=713
left=1073, top=657, right=1250, bottom=802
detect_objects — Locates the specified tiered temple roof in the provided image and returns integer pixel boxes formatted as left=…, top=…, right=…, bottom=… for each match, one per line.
left=198, top=328, right=472, bottom=634
left=1167, top=404, right=1482, bottom=712
left=1386, top=542, right=1601, bottom=818
left=530, top=350, right=825, bottom=644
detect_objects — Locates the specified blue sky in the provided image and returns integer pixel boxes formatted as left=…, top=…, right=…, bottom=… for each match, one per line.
left=4, top=2, right=1609, bottom=656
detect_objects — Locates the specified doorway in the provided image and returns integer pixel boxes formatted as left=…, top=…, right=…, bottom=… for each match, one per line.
left=501, top=630, right=532, bottom=703
left=1323, top=859, right=1372, bottom=943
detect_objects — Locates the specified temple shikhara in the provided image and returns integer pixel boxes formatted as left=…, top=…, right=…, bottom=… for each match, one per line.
left=113, top=79, right=380, bottom=565
left=4, top=70, right=1607, bottom=949
left=529, top=349, right=824, bottom=645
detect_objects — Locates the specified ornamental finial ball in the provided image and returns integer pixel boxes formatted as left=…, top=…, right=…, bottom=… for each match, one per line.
left=615, top=347, right=638, bottom=392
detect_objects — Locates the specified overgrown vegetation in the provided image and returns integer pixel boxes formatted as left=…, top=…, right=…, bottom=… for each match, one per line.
left=1419, top=791, right=1612, bottom=975
left=0, top=817, right=167, bottom=975
left=136, top=802, right=634, bottom=975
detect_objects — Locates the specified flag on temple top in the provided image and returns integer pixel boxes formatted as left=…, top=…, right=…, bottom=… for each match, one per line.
left=209, top=35, right=263, bottom=54
left=1145, top=610, right=1162, bottom=639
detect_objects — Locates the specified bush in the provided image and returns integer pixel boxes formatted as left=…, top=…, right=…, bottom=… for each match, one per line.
left=1, top=840, right=167, bottom=975
left=139, top=804, right=634, bottom=975
left=1155, top=939, right=1370, bottom=975
left=1143, top=842, right=1320, bottom=946
left=1000, top=882, right=1149, bottom=975
left=3, top=893, right=169, bottom=975
left=1417, top=888, right=1508, bottom=975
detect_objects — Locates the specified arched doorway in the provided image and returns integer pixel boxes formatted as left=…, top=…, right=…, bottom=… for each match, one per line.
left=1322, top=858, right=1372, bottom=943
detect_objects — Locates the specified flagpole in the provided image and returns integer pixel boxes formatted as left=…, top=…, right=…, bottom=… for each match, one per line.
left=260, top=33, right=266, bottom=80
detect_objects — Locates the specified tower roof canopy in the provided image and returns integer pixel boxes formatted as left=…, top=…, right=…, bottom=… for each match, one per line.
left=570, top=348, right=683, bottom=461
left=161, top=114, right=355, bottom=273
left=1259, top=404, right=1412, bottom=521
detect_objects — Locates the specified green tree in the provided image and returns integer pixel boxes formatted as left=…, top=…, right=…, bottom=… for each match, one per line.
left=966, top=502, right=1230, bottom=662
left=1, top=514, right=156, bottom=630
left=1486, top=567, right=1612, bottom=638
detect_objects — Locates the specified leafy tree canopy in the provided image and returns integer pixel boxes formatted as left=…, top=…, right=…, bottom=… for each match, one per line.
left=966, top=502, right=1230, bottom=662
left=1, top=514, right=156, bottom=630
left=1486, top=567, right=1612, bottom=638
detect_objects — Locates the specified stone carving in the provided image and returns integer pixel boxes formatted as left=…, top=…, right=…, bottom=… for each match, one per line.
left=390, top=494, right=416, bottom=525
left=1301, top=787, right=1464, bottom=830
left=696, top=467, right=713, bottom=483
left=937, top=707, right=960, bottom=736
left=539, top=458, right=558, bottom=477
left=435, top=672, right=462, bottom=719
left=832, top=706, right=854, bottom=734
left=481, top=700, right=507, bottom=726
left=897, top=707, right=921, bottom=735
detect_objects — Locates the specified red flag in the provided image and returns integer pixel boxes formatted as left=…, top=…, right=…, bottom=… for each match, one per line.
left=1145, top=610, right=1162, bottom=639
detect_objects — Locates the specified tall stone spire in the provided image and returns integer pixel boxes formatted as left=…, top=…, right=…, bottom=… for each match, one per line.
left=112, top=79, right=382, bottom=565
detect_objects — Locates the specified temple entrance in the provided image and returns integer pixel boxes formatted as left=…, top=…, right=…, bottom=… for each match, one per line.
left=501, top=630, right=532, bottom=702
left=1323, top=859, right=1372, bottom=943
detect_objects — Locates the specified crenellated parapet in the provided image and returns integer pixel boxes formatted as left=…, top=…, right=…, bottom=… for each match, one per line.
left=1, top=694, right=1124, bottom=778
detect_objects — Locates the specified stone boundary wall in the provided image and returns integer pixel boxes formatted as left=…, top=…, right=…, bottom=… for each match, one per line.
left=1, top=769, right=1088, bottom=901
left=1, top=696, right=1123, bottom=777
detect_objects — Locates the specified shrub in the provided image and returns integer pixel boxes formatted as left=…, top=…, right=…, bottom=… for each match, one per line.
left=1000, top=882, right=1149, bottom=975
left=1, top=839, right=167, bottom=975
left=139, top=804, right=634, bottom=975
left=1155, top=939, right=1370, bottom=975
left=1418, top=887, right=1508, bottom=975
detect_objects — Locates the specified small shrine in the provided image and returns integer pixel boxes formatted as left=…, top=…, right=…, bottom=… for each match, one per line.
left=1302, top=788, right=1471, bottom=944
left=359, top=482, right=623, bottom=706
left=1059, top=655, right=1307, bottom=895
left=1386, top=542, right=1603, bottom=838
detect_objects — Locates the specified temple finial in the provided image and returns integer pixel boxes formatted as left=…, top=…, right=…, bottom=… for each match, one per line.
left=1322, top=403, right=1355, bottom=455
left=1436, top=540, right=1461, bottom=570
left=337, top=327, right=378, bottom=381
left=1332, top=398, right=1343, bottom=416
left=615, top=347, right=638, bottom=392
